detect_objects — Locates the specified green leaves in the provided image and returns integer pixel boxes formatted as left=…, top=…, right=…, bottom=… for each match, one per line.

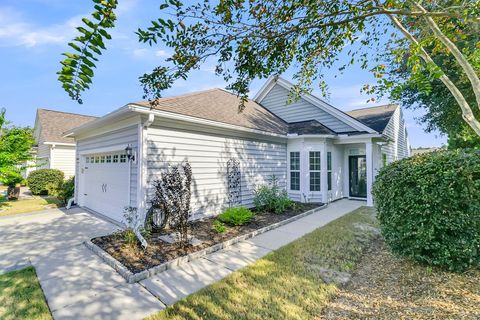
left=58, top=0, right=118, bottom=104
left=373, top=150, right=480, bottom=272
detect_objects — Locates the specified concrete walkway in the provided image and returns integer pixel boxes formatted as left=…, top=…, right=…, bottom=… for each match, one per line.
left=0, top=199, right=363, bottom=319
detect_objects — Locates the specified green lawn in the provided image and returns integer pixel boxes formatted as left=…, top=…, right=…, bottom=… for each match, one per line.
left=0, top=267, right=52, bottom=320
left=148, top=206, right=378, bottom=320
left=0, top=195, right=62, bottom=217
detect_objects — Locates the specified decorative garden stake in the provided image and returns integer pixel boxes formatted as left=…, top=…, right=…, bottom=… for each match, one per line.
left=227, top=158, right=241, bottom=208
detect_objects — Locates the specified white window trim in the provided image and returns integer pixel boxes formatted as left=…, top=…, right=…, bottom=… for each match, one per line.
left=289, top=151, right=301, bottom=192
left=309, top=151, right=321, bottom=192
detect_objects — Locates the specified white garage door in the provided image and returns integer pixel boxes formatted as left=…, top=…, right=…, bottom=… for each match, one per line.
left=82, top=153, right=130, bottom=222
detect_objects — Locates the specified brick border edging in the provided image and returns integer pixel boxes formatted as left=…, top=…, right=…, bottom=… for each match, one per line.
left=84, top=203, right=327, bottom=283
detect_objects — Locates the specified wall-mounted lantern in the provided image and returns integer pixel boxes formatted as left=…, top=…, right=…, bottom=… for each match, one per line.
left=125, top=144, right=136, bottom=162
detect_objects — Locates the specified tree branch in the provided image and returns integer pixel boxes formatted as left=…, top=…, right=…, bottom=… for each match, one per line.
left=384, top=7, right=480, bottom=135
left=413, top=1, right=480, bottom=111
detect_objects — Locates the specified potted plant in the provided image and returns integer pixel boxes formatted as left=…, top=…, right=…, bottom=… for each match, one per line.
left=3, top=170, right=24, bottom=200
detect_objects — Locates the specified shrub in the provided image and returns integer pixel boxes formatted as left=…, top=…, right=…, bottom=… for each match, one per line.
left=212, top=219, right=227, bottom=233
left=27, top=169, right=64, bottom=195
left=149, top=161, right=192, bottom=247
left=373, top=149, right=480, bottom=272
left=218, top=207, right=254, bottom=226
left=46, top=177, right=75, bottom=205
left=253, top=176, right=294, bottom=214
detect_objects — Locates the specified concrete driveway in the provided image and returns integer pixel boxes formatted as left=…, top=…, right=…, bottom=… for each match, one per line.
left=0, top=208, right=165, bottom=320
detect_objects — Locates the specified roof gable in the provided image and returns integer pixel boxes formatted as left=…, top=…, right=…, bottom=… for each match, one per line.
left=346, top=104, right=398, bottom=133
left=36, top=109, right=97, bottom=144
left=254, top=76, right=377, bottom=134
left=133, top=89, right=288, bottom=135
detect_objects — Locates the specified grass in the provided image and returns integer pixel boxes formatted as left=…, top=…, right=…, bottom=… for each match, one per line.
left=147, top=206, right=378, bottom=320
left=322, top=239, right=480, bottom=319
left=0, top=195, right=61, bottom=217
left=0, top=267, right=52, bottom=320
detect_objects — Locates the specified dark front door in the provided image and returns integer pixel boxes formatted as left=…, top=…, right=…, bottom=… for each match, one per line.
left=349, top=155, right=367, bottom=198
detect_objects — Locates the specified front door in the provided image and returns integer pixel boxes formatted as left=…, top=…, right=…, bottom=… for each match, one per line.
left=349, top=155, right=367, bottom=198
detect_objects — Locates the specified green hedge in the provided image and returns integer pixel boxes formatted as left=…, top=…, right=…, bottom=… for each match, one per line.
left=27, top=169, right=65, bottom=195
left=372, top=149, right=480, bottom=271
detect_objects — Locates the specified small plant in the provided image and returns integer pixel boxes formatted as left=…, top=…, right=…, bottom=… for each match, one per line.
left=253, top=175, right=294, bottom=214
left=27, top=169, right=64, bottom=195
left=218, top=207, right=254, bottom=226
left=2, top=170, right=23, bottom=200
left=122, top=206, right=147, bottom=248
left=212, top=219, right=227, bottom=233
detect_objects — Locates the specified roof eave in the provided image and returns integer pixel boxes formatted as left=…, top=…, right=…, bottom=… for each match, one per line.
left=129, top=104, right=288, bottom=138
left=63, top=105, right=131, bottom=137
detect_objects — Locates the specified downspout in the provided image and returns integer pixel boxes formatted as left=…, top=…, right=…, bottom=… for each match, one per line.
left=133, top=113, right=155, bottom=249
left=137, top=114, right=155, bottom=217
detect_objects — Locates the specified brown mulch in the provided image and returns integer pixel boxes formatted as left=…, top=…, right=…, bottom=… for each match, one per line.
left=92, top=203, right=320, bottom=273
left=322, top=239, right=480, bottom=319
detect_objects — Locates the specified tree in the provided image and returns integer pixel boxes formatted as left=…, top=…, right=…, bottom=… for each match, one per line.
left=376, top=4, right=480, bottom=148
left=0, top=109, right=36, bottom=186
left=59, top=0, right=480, bottom=136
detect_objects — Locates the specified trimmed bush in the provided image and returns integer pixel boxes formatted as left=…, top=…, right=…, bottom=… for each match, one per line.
left=253, top=176, right=294, bottom=214
left=27, top=169, right=64, bottom=195
left=218, top=207, right=254, bottom=226
left=373, top=149, right=480, bottom=271
left=46, top=176, right=75, bottom=205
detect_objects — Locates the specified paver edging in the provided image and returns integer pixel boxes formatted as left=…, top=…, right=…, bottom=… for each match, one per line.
left=85, top=203, right=327, bottom=283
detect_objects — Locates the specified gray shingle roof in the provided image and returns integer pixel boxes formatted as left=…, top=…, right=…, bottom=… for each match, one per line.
left=133, top=89, right=288, bottom=135
left=288, top=120, right=335, bottom=135
left=346, top=104, right=398, bottom=133
left=36, top=109, right=97, bottom=143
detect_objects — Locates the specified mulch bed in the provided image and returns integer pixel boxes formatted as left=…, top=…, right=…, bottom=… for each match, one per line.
left=92, top=203, right=321, bottom=273
left=321, top=239, right=480, bottom=319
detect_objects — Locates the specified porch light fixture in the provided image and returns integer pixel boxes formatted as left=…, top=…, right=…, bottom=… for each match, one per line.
left=125, top=144, right=135, bottom=162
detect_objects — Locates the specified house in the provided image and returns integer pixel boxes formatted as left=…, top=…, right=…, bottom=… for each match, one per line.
left=65, top=76, right=410, bottom=224
left=33, top=109, right=96, bottom=178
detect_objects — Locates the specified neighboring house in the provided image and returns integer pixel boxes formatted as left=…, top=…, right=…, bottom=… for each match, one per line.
left=33, top=109, right=96, bottom=178
left=66, top=76, right=410, bottom=224
left=411, top=147, right=442, bottom=155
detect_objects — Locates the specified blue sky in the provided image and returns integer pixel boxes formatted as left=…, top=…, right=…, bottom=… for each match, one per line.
left=0, top=0, right=445, bottom=148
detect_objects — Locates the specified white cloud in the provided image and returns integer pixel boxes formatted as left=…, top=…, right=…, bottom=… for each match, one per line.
left=0, top=7, right=84, bottom=48
left=155, top=49, right=169, bottom=57
left=132, top=48, right=149, bottom=58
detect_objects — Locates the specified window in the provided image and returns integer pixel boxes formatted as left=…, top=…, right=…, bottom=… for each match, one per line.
left=100, top=156, right=105, bottom=163
left=327, top=151, right=332, bottom=191
left=94, top=156, right=100, bottom=163
left=113, top=154, right=119, bottom=163
left=309, top=151, right=320, bottom=191
left=120, top=154, right=127, bottom=163
left=85, top=157, right=90, bottom=163
left=106, top=155, right=112, bottom=163
left=290, top=152, right=300, bottom=191
left=382, top=153, right=387, bottom=167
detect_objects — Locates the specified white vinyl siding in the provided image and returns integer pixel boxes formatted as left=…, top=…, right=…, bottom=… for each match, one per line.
left=36, top=142, right=50, bottom=169
left=50, top=146, right=76, bottom=178
left=76, top=125, right=138, bottom=207
left=259, top=84, right=357, bottom=133
left=381, top=108, right=410, bottom=163
left=145, top=123, right=287, bottom=219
